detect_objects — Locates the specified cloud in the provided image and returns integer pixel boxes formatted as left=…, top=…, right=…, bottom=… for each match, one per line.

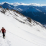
left=10, top=2, right=46, bottom=6
left=0, top=2, right=46, bottom=6
left=10, top=2, right=41, bottom=6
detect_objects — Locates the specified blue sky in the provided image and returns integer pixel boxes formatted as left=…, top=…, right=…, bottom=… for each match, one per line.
left=0, top=0, right=46, bottom=4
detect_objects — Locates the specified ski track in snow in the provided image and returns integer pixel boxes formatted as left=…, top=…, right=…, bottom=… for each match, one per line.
left=0, top=33, right=11, bottom=46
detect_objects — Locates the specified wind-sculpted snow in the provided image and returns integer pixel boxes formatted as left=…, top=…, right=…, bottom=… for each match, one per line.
left=0, top=8, right=46, bottom=46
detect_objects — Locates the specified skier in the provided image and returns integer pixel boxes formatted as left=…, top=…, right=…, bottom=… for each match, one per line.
left=0, top=27, right=6, bottom=38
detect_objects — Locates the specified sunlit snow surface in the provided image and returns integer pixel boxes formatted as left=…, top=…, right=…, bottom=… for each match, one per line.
left=0, top=8, right=46, bottom=46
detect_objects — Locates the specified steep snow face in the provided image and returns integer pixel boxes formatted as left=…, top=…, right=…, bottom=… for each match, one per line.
left=0, top=8, right=46, bottom=46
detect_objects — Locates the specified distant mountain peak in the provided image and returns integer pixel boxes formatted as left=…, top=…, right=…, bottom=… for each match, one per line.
left=3, top=2, right=9, bottom=5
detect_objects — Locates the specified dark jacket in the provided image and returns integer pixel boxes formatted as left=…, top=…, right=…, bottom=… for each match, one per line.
left=1, top=28, right=6, bottom=33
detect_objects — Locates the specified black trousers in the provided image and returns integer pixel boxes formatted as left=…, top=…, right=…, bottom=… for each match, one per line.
left=2, top=32, right=5, bottom=38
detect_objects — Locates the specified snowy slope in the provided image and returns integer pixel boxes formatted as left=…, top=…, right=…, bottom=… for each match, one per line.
left=0, top=8, right=46, bottom=46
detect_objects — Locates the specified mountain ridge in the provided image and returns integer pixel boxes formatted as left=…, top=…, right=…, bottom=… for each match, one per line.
left=0, top=2, right=46, bottom=24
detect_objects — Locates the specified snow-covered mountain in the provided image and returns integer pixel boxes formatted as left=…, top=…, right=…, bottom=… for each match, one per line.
left=0, top=2, right=46, bottom=12
left=0, top=7, right=46, bottom=46
left=0, top=2, right=46, bottom=24
left=0, top=2, right=42, bottom=6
